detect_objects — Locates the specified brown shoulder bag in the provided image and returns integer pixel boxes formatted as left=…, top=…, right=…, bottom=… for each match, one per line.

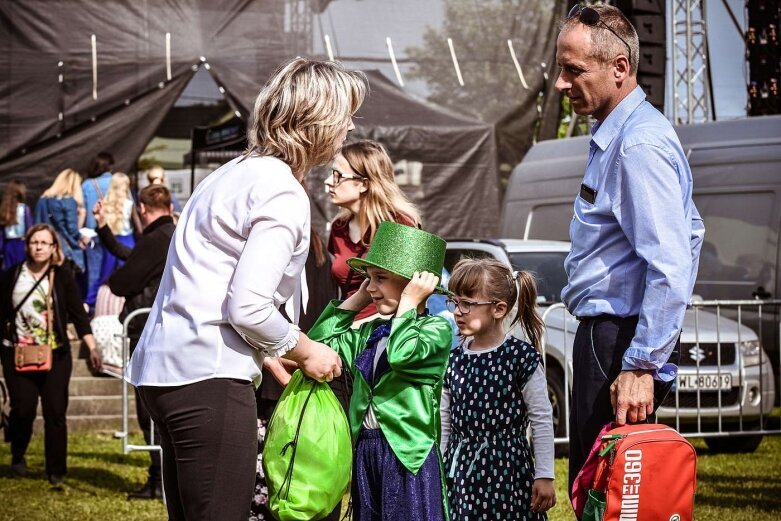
left=14, top=269, right=55, bottom=372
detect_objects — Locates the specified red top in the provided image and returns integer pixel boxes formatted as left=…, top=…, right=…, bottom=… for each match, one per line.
left=328, top=214, right=416, bottom=321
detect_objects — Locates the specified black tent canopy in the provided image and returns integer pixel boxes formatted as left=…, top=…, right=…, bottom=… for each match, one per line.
left=0, top=0, right=564, bottom=237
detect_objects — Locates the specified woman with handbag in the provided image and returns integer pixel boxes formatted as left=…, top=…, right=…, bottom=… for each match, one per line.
left=0, top=223, right=101, bottom=485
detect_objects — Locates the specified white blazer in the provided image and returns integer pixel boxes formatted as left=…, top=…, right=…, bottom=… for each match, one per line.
left=127, top=155, right=310, bottom=387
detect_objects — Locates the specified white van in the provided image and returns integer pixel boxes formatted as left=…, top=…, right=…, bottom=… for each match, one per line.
left=502, top=115, right=781, bottom=302
left=500, top=115, right=781, bottom=400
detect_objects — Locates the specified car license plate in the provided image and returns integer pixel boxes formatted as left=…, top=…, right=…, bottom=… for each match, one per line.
left=677, top=373, right=732, bottom=391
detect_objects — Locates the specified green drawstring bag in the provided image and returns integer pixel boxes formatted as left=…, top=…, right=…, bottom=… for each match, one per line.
left=582, top=490, right=606, bottom=521
left=263, top=370, right=352, bottom=521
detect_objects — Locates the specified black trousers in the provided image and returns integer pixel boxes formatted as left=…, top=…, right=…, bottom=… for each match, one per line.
left=0, top=346, right=72, bottom=477
left=138, top=378, right=258, bottom=521
left=134, top=386, right=162, bottom=485
left=568, top=315, right=680, bottom=496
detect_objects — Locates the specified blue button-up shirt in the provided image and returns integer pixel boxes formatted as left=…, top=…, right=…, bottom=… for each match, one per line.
left=561, top=86, right=705, bottom=381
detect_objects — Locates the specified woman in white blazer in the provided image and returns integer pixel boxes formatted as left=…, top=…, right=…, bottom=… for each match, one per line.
left=127, top=58, right=368, bottom=521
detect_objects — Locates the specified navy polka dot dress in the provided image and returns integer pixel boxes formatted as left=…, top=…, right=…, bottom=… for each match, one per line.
left=443, top=336, right=545, bottom=521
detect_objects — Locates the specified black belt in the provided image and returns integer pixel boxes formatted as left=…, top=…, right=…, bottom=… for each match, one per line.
left=575, top=314, right=639, bottom=323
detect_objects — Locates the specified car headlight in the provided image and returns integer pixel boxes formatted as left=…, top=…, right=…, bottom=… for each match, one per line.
left=739, top=339, right=761, bottom=367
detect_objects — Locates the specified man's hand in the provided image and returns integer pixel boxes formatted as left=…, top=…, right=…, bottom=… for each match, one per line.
left=92, top=200, right=106, bottom=228
left=397, top=271, right=439, bottom=316
left=284, top=333, right=342, bottom=383
left=610, top=369, right=654, bottom=425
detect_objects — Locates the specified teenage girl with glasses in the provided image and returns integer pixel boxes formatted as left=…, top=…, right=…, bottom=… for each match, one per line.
left=324, top=139, right=420, bottom=322
left=441, top=257, right=557, bottom=520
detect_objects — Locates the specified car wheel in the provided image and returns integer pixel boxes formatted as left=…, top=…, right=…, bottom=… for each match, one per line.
left=704, top=420, right=764, bottom=453
left=546, top=363, right=568, bottom=458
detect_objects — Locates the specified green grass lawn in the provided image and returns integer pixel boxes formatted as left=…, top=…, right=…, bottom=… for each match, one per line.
left=1, top=432, right=780, bottom=520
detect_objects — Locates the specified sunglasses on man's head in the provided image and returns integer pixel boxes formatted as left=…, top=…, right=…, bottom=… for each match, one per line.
left=568, top=4, right=633, bottom=66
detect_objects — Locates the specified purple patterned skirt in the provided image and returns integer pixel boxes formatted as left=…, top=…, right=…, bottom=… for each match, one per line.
left=352, top=428, right=446, bottom=521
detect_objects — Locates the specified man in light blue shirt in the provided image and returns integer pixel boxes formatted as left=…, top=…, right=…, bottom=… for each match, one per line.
left=556, top=5, right=704, bottom=497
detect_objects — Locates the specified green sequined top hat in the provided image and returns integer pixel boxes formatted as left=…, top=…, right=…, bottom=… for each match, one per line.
left=346, top=221, right=449, bottom=294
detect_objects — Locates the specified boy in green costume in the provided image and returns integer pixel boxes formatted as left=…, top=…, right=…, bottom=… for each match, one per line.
left=309, top=221, right=452, bottom=521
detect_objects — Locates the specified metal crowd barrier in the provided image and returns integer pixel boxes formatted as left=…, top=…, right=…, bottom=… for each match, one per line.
left=540, top=300, right=781, bottom=447
left=111, top=308, right=164, bottom=500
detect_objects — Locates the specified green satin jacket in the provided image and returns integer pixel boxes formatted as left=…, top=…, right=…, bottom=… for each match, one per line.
left=308, top=301, right=453, bottom=474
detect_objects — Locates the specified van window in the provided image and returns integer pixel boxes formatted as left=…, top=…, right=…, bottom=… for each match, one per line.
left=528, top=203, right=573, bottom=241
left=509, top=252, right=569, bottom=304
left=694, top=191, right=777, bottom=300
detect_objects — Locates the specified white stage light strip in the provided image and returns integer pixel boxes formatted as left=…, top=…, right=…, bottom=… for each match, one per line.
left=324, top=34, right=335, bottom=61
left=447, top=38, right=464, bottom=87
left=58, top=61, right=64, bottom=122
left=507, top=39, right=529, bottom=90
left=166, top=33, right=172, bottom=80
left=386, top=37, right=404, bottom=87
left=91, top=34, right=97, bottom=100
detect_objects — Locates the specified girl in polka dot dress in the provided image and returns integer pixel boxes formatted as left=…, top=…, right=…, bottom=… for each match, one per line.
left=440, top=258, right=556, bottom=520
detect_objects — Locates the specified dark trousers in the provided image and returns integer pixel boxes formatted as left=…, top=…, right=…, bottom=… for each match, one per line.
left=138, top=378, right=258, bottom=521
left=130, top=339, right=161, bottom=486
left=0, top=346, right=72, bottom=477
left=134, top=387, right=162, bottom=485
left=568, top=315, right=680, bottom=496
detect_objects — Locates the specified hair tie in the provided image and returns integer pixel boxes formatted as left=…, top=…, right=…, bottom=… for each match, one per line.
left=512, top=270, right=521, bottom=281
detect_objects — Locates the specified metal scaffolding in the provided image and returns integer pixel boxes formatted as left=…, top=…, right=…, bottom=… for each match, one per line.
left=285, top=0, right=312, bottom=56
left=671, top=0, right=713, bottom=124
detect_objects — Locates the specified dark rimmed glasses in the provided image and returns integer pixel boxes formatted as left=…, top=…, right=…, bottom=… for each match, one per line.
left=29, top=241, right=54, bottom=248
left=445, top=298, right=498, bottom=314
left=328, top=168, right=366, bottom=186
left=568, top=4, right=633, bottom=66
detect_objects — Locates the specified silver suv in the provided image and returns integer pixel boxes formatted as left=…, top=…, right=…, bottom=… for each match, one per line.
left=444, top=239, right=776, bottom=453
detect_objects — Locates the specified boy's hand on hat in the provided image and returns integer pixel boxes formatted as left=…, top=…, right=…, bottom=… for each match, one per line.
left=340, top=278, right=374, bottom=312
left=400, top=271, right=439, bottom=306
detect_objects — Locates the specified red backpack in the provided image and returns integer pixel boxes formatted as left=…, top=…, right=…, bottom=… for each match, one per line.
left=571, top=423, right=697, bottom=521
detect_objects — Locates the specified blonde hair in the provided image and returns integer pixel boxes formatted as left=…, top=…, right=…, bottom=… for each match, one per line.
left=247, top=58, right=368, bottom=177
left=147, top=165, right=165, bottom=185
left=42, top=168, right=84, bottom=207
left=25, top=224, right=64, bottom=266
left=336, top=140, right=421, bottom=245
left=104, top=172, right=132, bottom=234
left=449, top=258, right=544, bottom=350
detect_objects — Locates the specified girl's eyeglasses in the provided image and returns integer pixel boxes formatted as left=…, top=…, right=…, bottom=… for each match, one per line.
left=445, top=298, right=498, bottom=314
left=328, top=168, right=366, bottom=186
left=568, top=4, right=633, bottom=66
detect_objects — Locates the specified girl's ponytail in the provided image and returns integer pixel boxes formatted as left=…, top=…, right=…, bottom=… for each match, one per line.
left=511, top=271, right=544, bottom=351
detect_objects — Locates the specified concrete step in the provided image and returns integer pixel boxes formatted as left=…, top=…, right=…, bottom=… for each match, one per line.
left=69, top=376, right=125, bottom=396
left=1, top=339, right=136, bottom=433
left=33, top=414, right=130, bottom=434
left=68, top=395, right=136, bottom=416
